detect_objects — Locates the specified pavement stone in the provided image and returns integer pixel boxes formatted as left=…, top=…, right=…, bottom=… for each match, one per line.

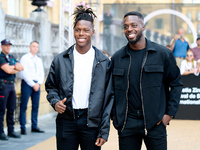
left=1, top=113, right=200, bottom=150
left=0, top=112, right=57, bottom=150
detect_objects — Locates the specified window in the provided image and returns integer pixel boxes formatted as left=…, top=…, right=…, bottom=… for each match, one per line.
left=187, top=12, right=191, bottom=20
left=197, top=24, right=200, bottom=33
left=188, top=25, right=191, bottom=33
left=155, top=19, right=163, bottom=29
left=187, top=12, right=192, bottom=33
left=7, top=0, right=15, bottom=16
left=197, top=12, right=200, bottom=21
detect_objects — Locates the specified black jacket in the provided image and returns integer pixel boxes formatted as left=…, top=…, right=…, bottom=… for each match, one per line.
left=111, top=39, right=183, bottom=133
left=45, top=45, right=114, bottom=140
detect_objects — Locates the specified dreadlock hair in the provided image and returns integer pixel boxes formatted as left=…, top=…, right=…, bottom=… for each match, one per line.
left=72, top=7, right=97, bottom=28
left=124, top=11, right=144, bottom=21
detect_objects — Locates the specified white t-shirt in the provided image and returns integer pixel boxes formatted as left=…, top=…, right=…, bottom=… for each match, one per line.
left=180, top=59, right=197, bottom=75
left=72, top=46, right=95, bottom=109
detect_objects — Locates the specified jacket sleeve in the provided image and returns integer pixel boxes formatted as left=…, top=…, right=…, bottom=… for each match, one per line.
left=45, top=59, right=60, bottom=109
left=164, top=52, right=183, bottom=117
left=98, top=60, right=114, bottom=141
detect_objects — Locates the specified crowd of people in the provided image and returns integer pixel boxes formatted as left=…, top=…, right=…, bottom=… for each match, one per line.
left=167, top=28, right=200, bottom=76
left=0, top=6, right=198, bottom=150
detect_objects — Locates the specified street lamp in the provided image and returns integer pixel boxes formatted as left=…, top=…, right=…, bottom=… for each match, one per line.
left=30, top=0, right=49, bottom=12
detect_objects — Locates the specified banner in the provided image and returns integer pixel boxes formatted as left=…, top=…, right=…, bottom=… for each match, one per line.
left=176, top=74, right=200, bottom=120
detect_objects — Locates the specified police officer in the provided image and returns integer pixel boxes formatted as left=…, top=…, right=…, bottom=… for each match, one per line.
left=0, top=39, right=24, bottom=140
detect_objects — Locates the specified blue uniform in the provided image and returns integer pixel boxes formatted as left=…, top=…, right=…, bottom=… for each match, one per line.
left=0, top=52, right=17, bottom=134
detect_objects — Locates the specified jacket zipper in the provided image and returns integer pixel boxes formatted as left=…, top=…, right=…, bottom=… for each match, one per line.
left=140, top=51, right=148, bottom=135
left=121, top=54, right=131, bottom=132
left=87, top=61, right=100, bottom=126
left=69, top=55, right=75, bottom=120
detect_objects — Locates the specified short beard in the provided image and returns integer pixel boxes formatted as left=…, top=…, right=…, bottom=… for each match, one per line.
left=127, top=30, right=143, bottom=44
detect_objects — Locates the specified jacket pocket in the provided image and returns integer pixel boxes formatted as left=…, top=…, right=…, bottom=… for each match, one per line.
left=144, top=65, right=164, bottom=73
left=113, top=68, right=124, bottom=76
left=143, top=65, right=164, bottom=87
left=113, top=68, right=125, bottom=90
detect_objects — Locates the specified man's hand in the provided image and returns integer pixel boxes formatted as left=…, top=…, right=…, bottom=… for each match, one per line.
left=95, top=137, right=107, bottom=147
left=33, top=83, right=40, bottom=92
left=55, top=98, right=67, bottom=114
left=15, top=62, right=24, bottom=71
left=173, top=34, right=179, bottom=41
left=162, top=114, right=173, bottom=126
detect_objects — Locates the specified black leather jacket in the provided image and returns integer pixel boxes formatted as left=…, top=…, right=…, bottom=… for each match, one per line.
left=111, top=39, right=183, bottom=133
left=45, top=45, right=114, bottom=140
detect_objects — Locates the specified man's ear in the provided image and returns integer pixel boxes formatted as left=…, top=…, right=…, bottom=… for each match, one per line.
left=92, top=29, right=95, bottom=36
left=142, top=25, right=145, bottom=31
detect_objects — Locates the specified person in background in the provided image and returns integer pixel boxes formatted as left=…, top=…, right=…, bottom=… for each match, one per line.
left=19, top=41, right=45, bottom=135
left=195, top=59, right=200, bottom=75
left=45, top=7, right=113, bottom=150
left=191, top=37, right=200, bottom=61
left=111, top=11, right=182, bottom=150
left=180, top=50, right=198, bottom=76
left=102, top=50, right=111, bottom=59
left=171, top=28, right=190, bottom=67
left=165, top=44, right=172, bottom=51
left=0, top=39, right=24, bottom=140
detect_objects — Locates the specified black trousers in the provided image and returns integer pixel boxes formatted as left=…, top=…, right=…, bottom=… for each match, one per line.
left=118, top=110, right=167, bottom=150
left=56, top=109, right=100, bottom=150
left=0, top=83, right=16, bottom=134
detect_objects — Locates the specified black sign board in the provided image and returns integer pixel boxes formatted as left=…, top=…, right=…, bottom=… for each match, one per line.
left=175, top=74, right=200, bottom=120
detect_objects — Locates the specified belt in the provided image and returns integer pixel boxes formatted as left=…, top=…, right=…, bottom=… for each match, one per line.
left=73, top=108, right=88, bottom=118
left=128, top=109, right=143, bottom=118
left=73, top=108, right=88, bottom=111
left=0, top=79, right=15, bottom=84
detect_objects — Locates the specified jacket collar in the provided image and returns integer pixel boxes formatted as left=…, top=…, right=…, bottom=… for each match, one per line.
left=63, top=44, right=74, bottom=57
left=1, top=52, right=9, bottom=56
left=121, top=38, right=157, bottom=58
left=63, top=44, right=107, bottom=62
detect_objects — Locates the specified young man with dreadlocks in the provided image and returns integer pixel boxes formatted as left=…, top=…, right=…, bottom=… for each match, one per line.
left=45, top=7, right=113, bottom=150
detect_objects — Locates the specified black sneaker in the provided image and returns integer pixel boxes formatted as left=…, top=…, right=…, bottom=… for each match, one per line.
left=0, top=133, right=9, bottom=140
left=8, top=132, right=21, bottom=138
left=31, top=127, right=45, bottom=133
left=21, top=129, right=27, bottom=135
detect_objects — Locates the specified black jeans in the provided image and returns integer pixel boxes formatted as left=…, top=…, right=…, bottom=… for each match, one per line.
left=118, top=110, right=167, bottom=150
left=56, top=109, right=100, bottom=150
left=0, top=83, right=16, bottom=134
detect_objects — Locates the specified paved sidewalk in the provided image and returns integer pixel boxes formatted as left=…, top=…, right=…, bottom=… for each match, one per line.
left=103, top=119, right=200, bottom=150
left=0, top=112, right=57, bottom=150
left=27, top=119, right=200, bottom=150
left=0, top=112, right=200, bottom=150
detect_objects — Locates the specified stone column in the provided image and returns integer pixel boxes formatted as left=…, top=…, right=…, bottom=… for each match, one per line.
left=0, top=2, right=5, bottom=41
left=30, top=11, right=53, bottom=74
left=30, top=11, right=51, bottom=54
